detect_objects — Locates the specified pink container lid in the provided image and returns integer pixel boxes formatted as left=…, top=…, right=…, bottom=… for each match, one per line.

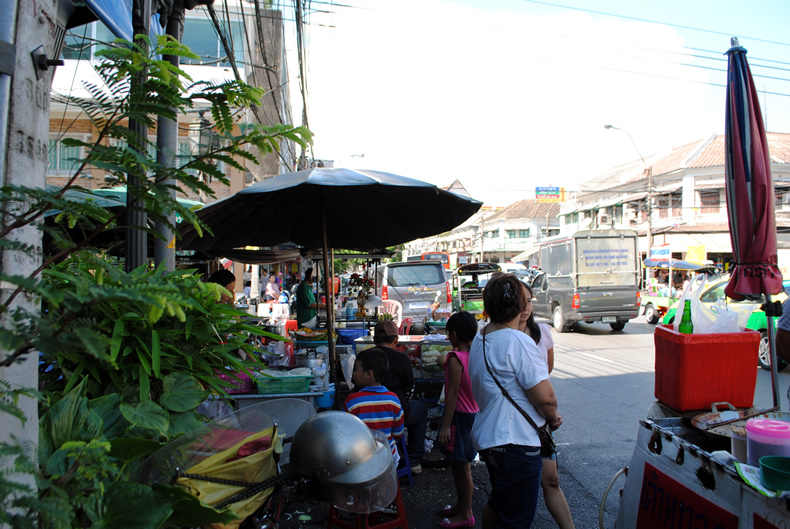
left=746, top=418, right=790, bottom=439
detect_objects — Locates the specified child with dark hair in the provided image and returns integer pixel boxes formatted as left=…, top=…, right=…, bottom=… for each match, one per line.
left=207, top=269, right=236, bottom=304
left=437, top=311, right=480, bottom=528
left=344, top=348, right=405, bottom=463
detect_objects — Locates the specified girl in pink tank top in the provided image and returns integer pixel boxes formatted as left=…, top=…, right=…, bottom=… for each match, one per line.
left=437, top=311, right=479, bottom=528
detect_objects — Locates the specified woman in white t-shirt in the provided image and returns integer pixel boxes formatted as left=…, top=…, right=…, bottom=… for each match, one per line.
left=519, top=282, right=575, bottom=529
left=469, top=274, right=561, bottom=528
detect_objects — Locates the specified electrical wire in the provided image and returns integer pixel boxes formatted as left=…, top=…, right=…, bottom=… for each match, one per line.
left=519, top=0, right=790, bottom=48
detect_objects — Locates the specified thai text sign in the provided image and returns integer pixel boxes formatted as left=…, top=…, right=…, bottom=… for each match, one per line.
left=536, top=187, right=565, bottom=203
left=636, top=463, right=738, bottom=529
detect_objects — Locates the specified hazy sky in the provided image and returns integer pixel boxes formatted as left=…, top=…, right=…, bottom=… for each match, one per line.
left=287, top=0, right=790, bottom=205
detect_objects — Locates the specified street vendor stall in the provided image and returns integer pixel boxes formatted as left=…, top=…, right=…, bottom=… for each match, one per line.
left=609, top=39, right=790, bottom=528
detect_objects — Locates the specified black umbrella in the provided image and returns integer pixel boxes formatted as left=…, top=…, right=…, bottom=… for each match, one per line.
left=179, top=168, right=482, bottom=251
left=179, top=167, right=482, bottom=369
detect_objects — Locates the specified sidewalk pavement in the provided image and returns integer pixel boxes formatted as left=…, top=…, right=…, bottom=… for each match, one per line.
left=275, top=446, right=603, bottom=529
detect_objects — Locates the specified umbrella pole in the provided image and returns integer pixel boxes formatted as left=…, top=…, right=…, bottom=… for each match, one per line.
left=321, top=207, right=337, bottom=387
left=764, top=293, right=782, bottom=409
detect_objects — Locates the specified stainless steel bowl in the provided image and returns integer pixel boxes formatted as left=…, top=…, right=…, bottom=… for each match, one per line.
left=295, top=354, right=325, bottom=369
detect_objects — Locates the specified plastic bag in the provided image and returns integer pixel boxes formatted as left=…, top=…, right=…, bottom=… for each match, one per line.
left=672, top=275, right=702, bottom=333
left=674, top=274, right=755, bottom=334
left=341, top=353, right=356, bottom=390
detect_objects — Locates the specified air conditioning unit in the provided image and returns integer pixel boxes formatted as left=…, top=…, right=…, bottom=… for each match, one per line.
left=598, top=212, right=609, bottom=225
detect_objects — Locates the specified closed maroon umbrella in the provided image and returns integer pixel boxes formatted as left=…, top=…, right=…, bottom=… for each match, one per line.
left=723, top=37, right=784, bottom=406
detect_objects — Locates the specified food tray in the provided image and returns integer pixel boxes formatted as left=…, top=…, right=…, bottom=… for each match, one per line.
left=255, top=375, right=311, bottom=395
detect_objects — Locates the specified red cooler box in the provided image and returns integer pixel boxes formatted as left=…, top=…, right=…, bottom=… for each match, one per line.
left=654, top=324, right=760, bottom=412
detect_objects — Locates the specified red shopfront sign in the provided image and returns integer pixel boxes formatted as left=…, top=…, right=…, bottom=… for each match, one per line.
left=636, top=463, right=738, bottom=528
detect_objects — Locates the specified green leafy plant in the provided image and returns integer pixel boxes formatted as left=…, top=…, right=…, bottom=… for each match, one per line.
left=0, top=34, right=311, bottom=528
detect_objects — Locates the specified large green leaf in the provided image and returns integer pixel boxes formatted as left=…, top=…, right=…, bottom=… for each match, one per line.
left=109, top=437, right=163, bottom=463
left=119, top=401, right=170, bottom=436
left=152, top=483, right=239, bottom=526
left=159, top=372, right=208, bottom=412
left=39, top=382, right=103, bottom=460
left=167, top=410, right=205, bottom=438
left=101, top=481, right=174, bottom=529
left=90, top=394, right=127, bottom=440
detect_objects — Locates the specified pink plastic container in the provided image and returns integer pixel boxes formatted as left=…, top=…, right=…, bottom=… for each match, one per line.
left=746, top=418, right=790, bottom=466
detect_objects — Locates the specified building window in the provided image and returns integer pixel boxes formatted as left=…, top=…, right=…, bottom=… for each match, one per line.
left=181, top=17, right=246, bottom=67
left=48, top=137, right=84, bottom=174
left=657, top=193, right=681, bottom=218
left=519, top=229, right=529, bottom=238
left=699, top=190, right=720, bottom=214
left=506, top=229, right=516, bottom=238
left=61, top=22, right=115, bottom=60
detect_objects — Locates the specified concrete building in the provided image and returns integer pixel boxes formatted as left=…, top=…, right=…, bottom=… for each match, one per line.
left=560, top=132, right=790, bottom=274
left=406, top=184, right=560, bottom=267
left=47, top=2, right=299, bottom=201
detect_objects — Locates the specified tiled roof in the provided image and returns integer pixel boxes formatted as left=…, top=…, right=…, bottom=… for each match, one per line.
left=486, top=199, right=560, bottom=220
left=580, top=132, right=790, bottom=195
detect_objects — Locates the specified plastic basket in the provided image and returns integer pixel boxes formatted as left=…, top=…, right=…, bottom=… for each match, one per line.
left=337, top=328, right=368, bottom=345
left=255, top=375, right=311, bottom=395
left=654, top=325, right=760, bottom=412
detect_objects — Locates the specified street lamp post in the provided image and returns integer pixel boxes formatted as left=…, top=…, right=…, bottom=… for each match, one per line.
left=604, top=124, right=653, bottom=255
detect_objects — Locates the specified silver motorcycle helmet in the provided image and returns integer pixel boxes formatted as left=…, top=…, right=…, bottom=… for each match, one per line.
left=290, top=411, right=397, bottom=513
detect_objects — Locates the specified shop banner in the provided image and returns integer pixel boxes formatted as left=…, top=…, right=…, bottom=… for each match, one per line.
left=535, top=187, right=565, bottom=203
left=686, top=245, right=706, bottom=264
left=650, top=244, right=671, bottom=261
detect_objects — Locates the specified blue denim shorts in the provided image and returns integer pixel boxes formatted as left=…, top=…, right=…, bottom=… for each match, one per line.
left=439, top=411, right=477, bottom=463
left=481, top=444, right=543, bottom=528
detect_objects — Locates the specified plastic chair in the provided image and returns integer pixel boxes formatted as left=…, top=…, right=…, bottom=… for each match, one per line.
left=378, top=300, right=403, bottom=328
left=396, top=435, right=413, bottom=486
left=254, top=398, right=315, bottom=466
left=398, top=318, right=413, bottom=336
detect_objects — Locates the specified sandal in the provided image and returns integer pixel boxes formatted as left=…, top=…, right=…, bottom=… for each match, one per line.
left=438, top=505, right=458, bottom=517
left=438, top=516, right=475, bottom=528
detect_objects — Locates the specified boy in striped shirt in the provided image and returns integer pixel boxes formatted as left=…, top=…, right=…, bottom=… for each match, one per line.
left=344, top=348, right=405, bottom=464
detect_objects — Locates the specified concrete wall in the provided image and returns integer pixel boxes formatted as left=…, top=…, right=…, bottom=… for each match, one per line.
left=1, top=0, right=58, bottom=491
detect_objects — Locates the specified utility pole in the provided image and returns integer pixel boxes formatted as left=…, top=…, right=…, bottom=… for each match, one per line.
left=126, top=0, right=152, bottom=272
left=604, top=124, right=653, bottom=255
left=154, top=0, right=182, bottom=272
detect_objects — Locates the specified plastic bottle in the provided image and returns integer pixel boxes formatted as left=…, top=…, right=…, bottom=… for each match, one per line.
left=679, top=300, right=694, bottom=334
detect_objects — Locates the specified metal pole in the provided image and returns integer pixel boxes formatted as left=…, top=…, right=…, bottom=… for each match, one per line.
left=126, top=0, right=151, bottom=272
left=604, top=124, right=652, bottom=255
left=154, top=1, right=184, bottom=272
left=765, top=294, right=782, bottom=408
left=321, top=207, right=336, bottom=384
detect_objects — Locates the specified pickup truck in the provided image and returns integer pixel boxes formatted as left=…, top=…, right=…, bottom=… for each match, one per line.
left=530, top=229, right=642, bottom=332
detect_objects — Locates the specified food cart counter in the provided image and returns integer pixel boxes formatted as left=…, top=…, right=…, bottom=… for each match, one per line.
left=353, top=335, right=451, bottom=379
left=614, top=418, right=789, bottom=528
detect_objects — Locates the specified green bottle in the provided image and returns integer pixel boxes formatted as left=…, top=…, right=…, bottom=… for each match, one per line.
left=679, top=300, right=694, bottom=334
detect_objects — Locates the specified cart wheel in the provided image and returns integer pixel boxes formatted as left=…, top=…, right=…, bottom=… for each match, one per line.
left=552, top=306, right=566, bottom=333
left=758, top=331, right=788, bottom=371
left=609, top=322, right=626, bottom=332
left=644, top=304, right=660, bottom=324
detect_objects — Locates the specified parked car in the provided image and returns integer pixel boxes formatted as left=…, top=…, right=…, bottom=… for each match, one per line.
left=661, top=275, right=788, bottom=371
left=375, top=261, right=451, bottom=334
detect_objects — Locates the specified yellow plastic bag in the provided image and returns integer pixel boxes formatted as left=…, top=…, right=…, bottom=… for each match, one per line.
left=177, top=425, right=278, bottom=529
